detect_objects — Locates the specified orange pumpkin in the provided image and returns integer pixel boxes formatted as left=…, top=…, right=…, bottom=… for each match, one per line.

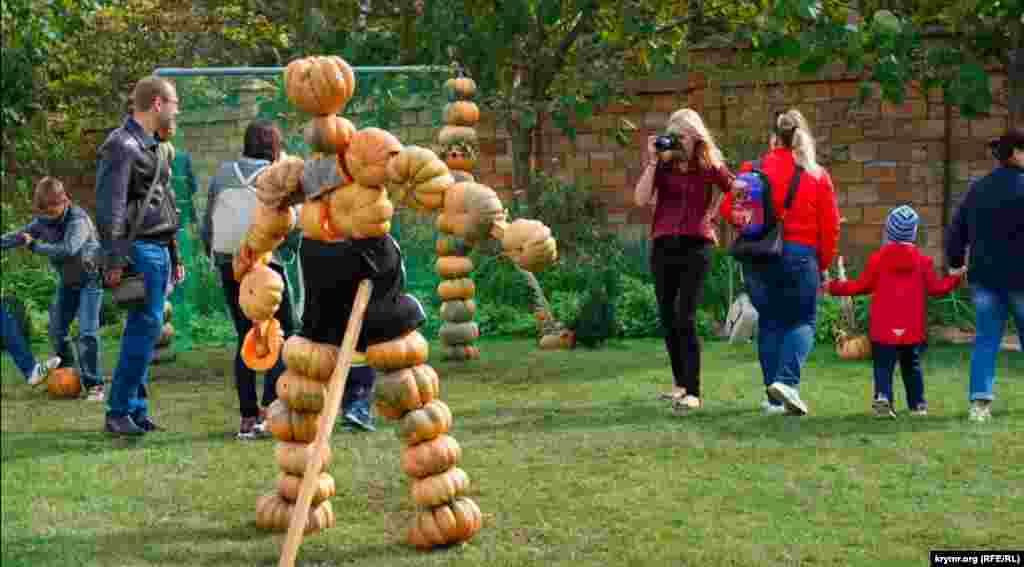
left=254, top=156, right=305, bottom=208
left=305, top=114, right=356, bottom=155
left=385, top=146, right=453, bottom=212
left=282, top=336, right=339, bottom=383
left=374, top=364, right=440, bottom=419
left=275, top=441, right=332, bottom=475
left=435, top=236, right=469, bottom=257
left=275, top=370, right=327, bottom=412
left=401, top=434, right=461, bottom=478
left=410, top=466, right=470, bottom=507
left=232, top=243, right=272, bottom=283
left=437, top=278, right=475, bottom=301
left=47, top=367, right=81, bottom=398
left=437, top=125, right=477, bottom=146
left=241, top=318, right=284, bottom=371
left=538, top=334, right=562, bottom=350
left=443, top=345, right=480, bottom=361
left=277, top=472, right=336, bottom=505
left=256, top=493, right=336, bottom=534
left=266, top=399, right=320, bottom=443
left=436, top=256, right=474, bottom=279
left=407, top=496, right=482, bottom=549
left=440, top=299, right=476, bottom=323
left=444, top=101, right=480, bottom=127
left=284, top=55, right=356, bottom=115
left=443, top=148, right=476, bottom=172
left=239, top=264, right=284, bottom=322
left=297, top=198, right=344, bottom=243
left=344, top=128, right=403, bottom=187
left=366, top=330, right=429, bottom=371
left=501, top=218, right=557, bottom=272
left=837, top=334, right=872, bottom=360
left=396, top=399, right=452, bottom=445
left=439, top=182, right=504, bottom=243
left=246, top=203, right=295, bottom=255
left=445, top=77, right=478, bottom=100
left=325, top=182, right=394, bottom=239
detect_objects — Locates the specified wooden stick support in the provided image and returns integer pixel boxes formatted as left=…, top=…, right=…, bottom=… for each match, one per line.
left=278, top=279, right=374, bottom=567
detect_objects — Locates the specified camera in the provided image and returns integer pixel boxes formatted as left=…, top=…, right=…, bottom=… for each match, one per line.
left=654, top=134, right=681, bottom=152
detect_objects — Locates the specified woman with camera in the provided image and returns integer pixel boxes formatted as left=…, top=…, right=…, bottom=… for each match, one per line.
left=720, top=109, right=840, bottom=416
left=634, top=108, right=737, bottom=413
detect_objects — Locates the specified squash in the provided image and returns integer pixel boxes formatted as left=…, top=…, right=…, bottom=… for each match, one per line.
left=436, top=256, right=474, bottom=279
left=266, top=399, right=320, bottom=443
left=401, top=434, right=461, bottom=479
left=437, top=126, right=477, bottom=146
left=437, top=278, right=475, bottom=301
left=837, top=333, right=872, bottom=360
left=407, top=496, right=482, bottom=549
left=374, top=364, right=440, bottom=420
left=275, top=441, right=332, bottom=475
left=444, top=101, right=480, bottom=127
left=438, top=182, right=504, bottom=243
left=282, top=336, right=339, bottom=383
left=538, top=334, right=562, bottom=350
left=366, top=330, right=429, bottom=371
left=277, top=472, right=336, bottom=505
left=254, top=156, right=305, bottom=208
left=410, top=466, right=470, bottom=507
left=435, top=236, right=469, bottom=257
left=255, top=493, right=336, bottom=534
left=439, top=322, right=479, bottom=346
left=443, top=148, right=476, bottom=172
left=445, top=77, right=478, bottom=100
left=440, top=299, right=476, bottom=323
left=297, top=198, right=343, bottom=243
left=239, top=264, right=284, bottom=322
left=344, top=128, right=403, bottom=187
left=396, top=399, right=453, bottom=445
left=385, top=146, right=452, bottom=212
left=47, top=367, right=81, bottom=398
left=501, top=219, right=557, bottom=273
left=241, top=318, right=284, bottom=371
left=442, top=345, right=480, bottom=361
left=325, top=182, right=394, bottom=239
left=305, top=114, right=355, bottom=154
left=246, top=202, right=296, bottom=255
left=275, top=370, right=327, bottom=412
left=232, top=244, right=272, bottom=283
left=284, top=55, right=356, bottom=116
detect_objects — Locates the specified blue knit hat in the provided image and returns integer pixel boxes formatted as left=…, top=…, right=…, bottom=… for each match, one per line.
left=886, top=205, right=919, bottom=243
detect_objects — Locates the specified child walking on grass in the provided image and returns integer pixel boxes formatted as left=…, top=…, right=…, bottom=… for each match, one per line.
left=826, top=206, right=965, bottom=417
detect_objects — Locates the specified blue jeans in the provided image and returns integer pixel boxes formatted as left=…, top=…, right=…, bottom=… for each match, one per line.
left=872, top=343, right=925, bottom=409
left=49, top=274, right=103, bottom=388
left=107, top=242, right=170, bottom=420
left=744, top=243, right=820, bottom=403
left=1, top=304, right=37, bottom=380
left=969, top=285, right=1024, bottom=402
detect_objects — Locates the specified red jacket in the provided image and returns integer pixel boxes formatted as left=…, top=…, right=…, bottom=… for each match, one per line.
left=828, top=243, right=963, bottom=345
left=720, top=149, right=841, bottom=269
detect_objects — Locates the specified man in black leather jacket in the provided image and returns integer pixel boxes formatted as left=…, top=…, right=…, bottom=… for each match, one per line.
left=95, top=75, right=184, bottom=436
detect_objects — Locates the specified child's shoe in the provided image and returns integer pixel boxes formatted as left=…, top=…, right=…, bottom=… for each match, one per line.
left=909, top=402, right=928, bottom=416
left=85, top=384, right=106, bottom=402
left=27, top=356, right=62, bottom=387
left=872, top=396, right=897, bottom=419
left=237, top=416, right=261, bottom=440
left=968, top=400, right=992, bottom=423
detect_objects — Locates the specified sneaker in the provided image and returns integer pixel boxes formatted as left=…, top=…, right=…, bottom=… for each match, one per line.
left=872, top=396, right=897, bottom=419
left=767, top=382, right=808, bottom=416
left=763, top=403, right=786, bottom=415
left=27, top=356, right=62, bottom=387
left=105, top=415, right=145, bottom=436
left=85, top=385, right=106, bottom=402
left=672, top=395, right=702, bottom=413
left=237, top=416, right=260, bottom=440
left=343, top=399, right=376, bottom=432
left=909, top=403, right=928, bottom=416
left=968, top=400, right=992, bottom=423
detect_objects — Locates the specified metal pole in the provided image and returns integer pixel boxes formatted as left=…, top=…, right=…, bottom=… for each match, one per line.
left=154, top=65, right=448, bottom=77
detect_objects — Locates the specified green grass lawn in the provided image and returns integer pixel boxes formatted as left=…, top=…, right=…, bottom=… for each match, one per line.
left=2, top=337, right=1021, bottom=567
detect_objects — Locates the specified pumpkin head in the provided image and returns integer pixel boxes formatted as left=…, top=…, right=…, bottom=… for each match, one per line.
left=401, top=434, right=461, bottom=479
left=275, top=369, right=327, bottom=412
left=443, top=345, right=480, bottom=361
left=47, top=367, right=81, bottom=398
left=284, top=55, right=356, bottom=116
left=439, top=322, right=480, bottom=346
left=436, top=256, right=474, bottom=279
left=325, top=182, right=394, bottom=239
left=396, top=399, right=453, bottom=445
left=440, top=299, right=476, bottom=323
left=241, top=318, right=284, bottom=371
left=374, top=364, right=440, bottom=419
left=437, top=278, right=475, bottom=301
left=277, top=472, right=336, bottom=505
left=305, top=114, right=356, bottom=155
left=407, top=496, right=482, bottom=549
left=445, top=77, right=478, bottom=100
left=282, top=336, right=339, bottom=383
left=444, top=101, right=480, bottom=127
left=275, top=441, right=332, bottom=475
left=410, top=466, right=470, bottom=507
left=254, top=156, right=305, bottom=209
left=344, top=128, right=403, bottom=187
left=266, top=399, right=320, bottom=443
left=239, top=264, right=284, bottom=322
left=366, top=330, right=429, bottom=371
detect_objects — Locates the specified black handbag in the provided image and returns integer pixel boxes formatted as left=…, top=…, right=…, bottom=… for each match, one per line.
left=110, top=151, right=165, bottom=309
left=730, top=165, right=803, bottom=261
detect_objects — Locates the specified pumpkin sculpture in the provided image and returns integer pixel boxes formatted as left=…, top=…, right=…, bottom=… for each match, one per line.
left=230, top=58, right=558, bottom=550
left=47, top=367, right=81, bottom=399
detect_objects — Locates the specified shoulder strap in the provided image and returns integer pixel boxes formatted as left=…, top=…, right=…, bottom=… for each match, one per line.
left=781, top=165, right=803, bottom=214
left=127, top=150, right=165, bottom=242
left=234, top=162, right=270, bottom=189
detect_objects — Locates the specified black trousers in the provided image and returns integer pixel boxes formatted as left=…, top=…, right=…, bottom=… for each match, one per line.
left=650, top=235, right=712, bottom=397
left=871, top=343, right=926, bottom=410
left=219, top=262, right=295, bottom=418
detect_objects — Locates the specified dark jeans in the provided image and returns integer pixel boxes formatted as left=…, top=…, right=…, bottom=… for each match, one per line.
left=49, top=274, right=103, bottom=388
left=108, top=242, right=170, bottom=420
left=744, top=243, right=820, bottom=403
left=1, top=304, right=36, bottom=380
left=219, top=262, right=295, bottom=419
left=871, top=343, right=925, bottom=409
left=650, top=235, right=712, bottom=397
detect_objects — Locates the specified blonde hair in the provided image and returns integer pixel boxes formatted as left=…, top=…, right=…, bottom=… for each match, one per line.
left=32, top=177, right=68, bottom=213
left=777, top=109, right=822, bottom=176
left=665, top=108, right=725, bottom=170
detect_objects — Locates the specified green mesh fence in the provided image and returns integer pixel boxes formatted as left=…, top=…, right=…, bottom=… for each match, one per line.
left=157, top=66, right=451, bottom=350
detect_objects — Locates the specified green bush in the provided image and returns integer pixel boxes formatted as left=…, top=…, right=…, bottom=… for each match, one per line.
left=615, top=275, right=661, bottom=338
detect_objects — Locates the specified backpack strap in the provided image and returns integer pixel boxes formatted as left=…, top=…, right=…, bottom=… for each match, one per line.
left=233, top=162, right=270, bottom=189
left=780, top=165, right=804, bottom=218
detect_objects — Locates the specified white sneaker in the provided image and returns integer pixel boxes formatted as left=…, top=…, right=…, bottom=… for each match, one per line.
left=872, top=397, right=897, bottom=419
left=968, top=400, right=992, bottom=423
left=27, top=356, right=62, bottom=386
left=85, top=384, right=106, bottom=402
left=767, top=382, right=808, bottom=416
left=763, top=403, right=786, bottom=415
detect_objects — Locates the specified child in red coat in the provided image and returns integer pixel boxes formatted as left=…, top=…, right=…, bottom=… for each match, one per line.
left=827, top=206, right=965, bottom=417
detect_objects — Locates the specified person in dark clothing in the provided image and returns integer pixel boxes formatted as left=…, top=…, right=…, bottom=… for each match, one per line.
left=1, top=298, right=62, bottom=385
left=945, top=127, right=1024, bottom=423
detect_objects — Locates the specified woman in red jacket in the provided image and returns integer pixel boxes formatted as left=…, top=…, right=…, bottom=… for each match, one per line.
left=828, top=206, right=964, bottom=417
left=634, top=108, right=736, bottom=412
left=721, top=109, right=841, bottom=416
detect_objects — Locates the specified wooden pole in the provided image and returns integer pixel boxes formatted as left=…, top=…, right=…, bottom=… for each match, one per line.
left=278, top=279, right=374, bottom=567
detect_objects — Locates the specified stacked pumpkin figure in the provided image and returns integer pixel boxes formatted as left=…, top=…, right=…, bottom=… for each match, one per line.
left=232, top=54, right=557, bottom=549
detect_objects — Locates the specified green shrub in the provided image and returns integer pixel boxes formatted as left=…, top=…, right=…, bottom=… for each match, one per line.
left=615, top=275, right=661, bottom=338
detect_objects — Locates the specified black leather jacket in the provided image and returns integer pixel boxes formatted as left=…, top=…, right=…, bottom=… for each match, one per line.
left=95, top=117, right=180, bottom=269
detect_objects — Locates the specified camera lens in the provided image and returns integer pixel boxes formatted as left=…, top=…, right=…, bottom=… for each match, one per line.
left=654, top=136, right=673, bottom=151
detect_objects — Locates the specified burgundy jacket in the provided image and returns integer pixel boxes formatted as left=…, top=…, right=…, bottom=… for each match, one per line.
left=650, top=160, right=734, bottom=243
